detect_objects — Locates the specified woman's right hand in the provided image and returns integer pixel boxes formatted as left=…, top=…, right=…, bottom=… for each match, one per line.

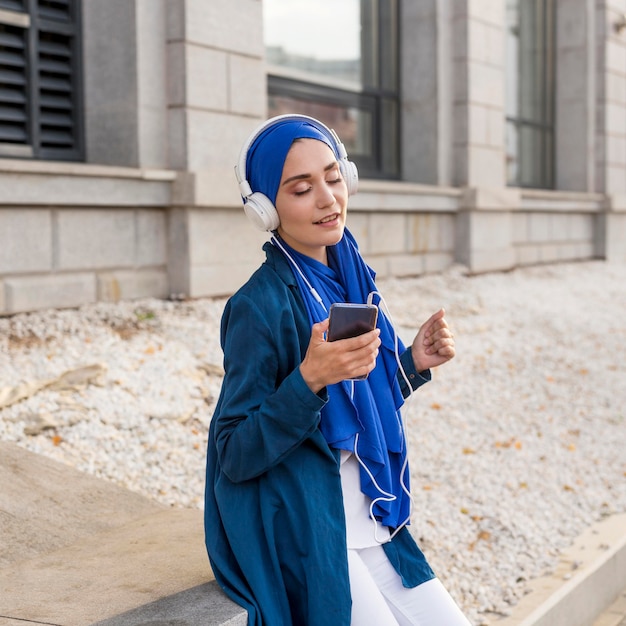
left=299, top=319, right=381, bottom=393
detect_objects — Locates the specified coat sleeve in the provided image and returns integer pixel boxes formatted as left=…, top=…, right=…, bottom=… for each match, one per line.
left=213, top=294, right=328, bottom=483
left=396, top=347, right=431, bottom=398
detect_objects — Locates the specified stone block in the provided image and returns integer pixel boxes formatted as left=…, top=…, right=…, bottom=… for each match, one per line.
left=91, top=580, right=247, bottom=626
left=472, top=212, right=512, bottom=249
left=606, top=166, right=626, bottom=194
left=606, top=40, right=626, bottom=74
left=137, top=210, right=167, bottom=266
left=516, top=244, right=541, bottom=266
left=539, top=244, right=560, bottom=263
left=469, top=247, right=516, bottom=273
left=0, top=280, right=5, bottom=314
left=187, top=45, right=228, bottom=110
left=602, top=212, right=626, bottom=262
left=462, top=186, right=520, bottom=211
left=439, top=214, right=456, bottom=251
left=467, top=145, right=506, bottom=188
left=469, top=20, right=503, bottom=66
left=97, top=270, right=169, bottom=302
left=568, top=213, right=594, bottom=240
left=528, top=213, right=553, bottom=243
left=511, top=212, right=528, bottom=245
left=56, top=209, right=136, bottom=270
left=606, top=102, right=626, bottom=136
left=607, top=135, right=626, bottom=166
left=388, top=253, right=426, bottom=278
left=363, top=254, right=388, bottom=278
left=424, top=251, right=454, bottom=273
left=5, top=273, right=96, bottom=314
left=0, top=168, right=173, bottom=208
left=345, top=213, right=370, bottom=254
left=194, top=166, right=249, bottom=209
left=185, top=0, right=263, bottom=57
left=189, top=262, right=257, bottom=298
left=468, top=62, right=505, bottom=109
left=0, top=209, right=52, bottom=273
left=368, top=213, right=407, bottom=255
left=606, top=73, right=626, bottom=106
left=186, top=110, right=248, bottom=172
left=455, top=210, right=515, bottom=272
left=188, top=209, right=267, bottom=266
left=229, top=54, right=267, bottom=116
left=467, top=0, right=504, bottom=26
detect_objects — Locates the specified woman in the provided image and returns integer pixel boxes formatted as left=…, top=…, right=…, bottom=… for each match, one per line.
left=204, top=115, right=471, bottom=625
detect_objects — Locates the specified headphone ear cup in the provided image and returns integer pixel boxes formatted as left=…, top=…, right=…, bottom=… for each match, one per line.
left=243, top=192, right=280, bottom=231
left=340, top=159, right=359, bottom=196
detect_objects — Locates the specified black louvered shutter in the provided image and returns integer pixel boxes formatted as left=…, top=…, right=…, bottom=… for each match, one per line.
left=0, top=0, right=82, bottom=160
left=0, top=23, right=29, bottom=145
left=36, top=0, right=82, bottom=159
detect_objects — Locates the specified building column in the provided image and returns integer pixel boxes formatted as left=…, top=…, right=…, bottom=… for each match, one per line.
left=593, top=2, right=626, bottom=261
left=166, top=0, right=268, bottom=297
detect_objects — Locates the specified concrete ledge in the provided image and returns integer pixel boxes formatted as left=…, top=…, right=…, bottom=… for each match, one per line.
left=496, top=513, right=626, bottom=626
left=92, top=581, right=248, bottom=626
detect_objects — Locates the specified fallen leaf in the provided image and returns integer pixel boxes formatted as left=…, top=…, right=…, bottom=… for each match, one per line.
left=431, top=402, right=442, bottom=410
left=52, top=435, right=63, bottom=446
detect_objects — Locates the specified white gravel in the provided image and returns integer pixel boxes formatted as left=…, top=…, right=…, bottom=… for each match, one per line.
left=1, top=259, right=625, bottom=624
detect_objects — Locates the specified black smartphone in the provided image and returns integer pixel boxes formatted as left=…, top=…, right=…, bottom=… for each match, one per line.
left=327, top=303, right=379, bottom=342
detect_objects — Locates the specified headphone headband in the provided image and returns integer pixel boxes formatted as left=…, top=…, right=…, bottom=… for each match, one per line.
left=234, top=114, right=359, bottom=231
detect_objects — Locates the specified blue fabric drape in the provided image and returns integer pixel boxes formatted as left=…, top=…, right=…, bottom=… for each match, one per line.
left=272, top=230, right=411, bottom=529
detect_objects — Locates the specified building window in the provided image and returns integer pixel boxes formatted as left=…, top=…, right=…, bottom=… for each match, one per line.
left=0, top=0, right=83, bottom=160
left=263, top=0, right=400, bottom=179
left=505, top=0, right=555, bottom=188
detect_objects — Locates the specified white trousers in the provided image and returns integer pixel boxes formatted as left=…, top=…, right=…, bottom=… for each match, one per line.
left=347, top=545, right=472, bottom=626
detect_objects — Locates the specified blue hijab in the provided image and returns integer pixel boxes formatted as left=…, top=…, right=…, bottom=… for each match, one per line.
left=248, top=119, right=411, bottom=529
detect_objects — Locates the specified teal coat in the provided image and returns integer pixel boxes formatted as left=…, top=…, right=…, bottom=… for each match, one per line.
left=204, top=243, right=435, bottom=626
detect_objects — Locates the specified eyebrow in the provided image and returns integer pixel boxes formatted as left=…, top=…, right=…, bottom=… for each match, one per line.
left=281, top=161, right=338, bottom=186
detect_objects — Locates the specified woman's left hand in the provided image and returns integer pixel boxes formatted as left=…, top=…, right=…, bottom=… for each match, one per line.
left=411, top=308, right=455, bottom=372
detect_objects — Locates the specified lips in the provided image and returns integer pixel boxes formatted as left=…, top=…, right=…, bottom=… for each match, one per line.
left=315, top=213, right=340, bottom=225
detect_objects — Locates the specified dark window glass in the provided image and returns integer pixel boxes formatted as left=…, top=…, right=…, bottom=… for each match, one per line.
left=264, top=0, right=400, bottom=179
left=506, top=0, right=555, bottom=188
left=0, top=0, right=82, bottom=160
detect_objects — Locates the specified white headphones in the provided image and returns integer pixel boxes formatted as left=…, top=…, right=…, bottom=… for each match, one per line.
left=234, top=114, right=359, bottom=231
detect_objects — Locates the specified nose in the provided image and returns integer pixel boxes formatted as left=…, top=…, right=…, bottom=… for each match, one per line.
left=315, top=182, right=335, bottom=209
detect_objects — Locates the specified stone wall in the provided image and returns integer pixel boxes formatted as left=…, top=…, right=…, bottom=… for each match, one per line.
left=1, top=0, right=625, bottom=315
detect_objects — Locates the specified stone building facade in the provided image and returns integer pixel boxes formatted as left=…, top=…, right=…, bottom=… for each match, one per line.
left=1, top=0, right=625, bottom=315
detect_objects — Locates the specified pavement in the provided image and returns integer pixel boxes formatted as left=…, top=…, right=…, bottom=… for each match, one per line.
left=0, top=440, right=624, bottom=626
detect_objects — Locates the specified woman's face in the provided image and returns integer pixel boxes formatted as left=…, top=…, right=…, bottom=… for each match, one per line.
left=274, top=138, right=348, bottom=265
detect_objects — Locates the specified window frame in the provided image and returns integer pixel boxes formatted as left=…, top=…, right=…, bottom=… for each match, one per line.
left=505, top=0, right=556, bottom=189
left=265, top=0, right=401, bottom=180
left=0, top=0, right=84, bottom=161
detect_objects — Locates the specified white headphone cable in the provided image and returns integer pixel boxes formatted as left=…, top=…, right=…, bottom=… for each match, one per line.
left=271, top=235, right=328, bottom=314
